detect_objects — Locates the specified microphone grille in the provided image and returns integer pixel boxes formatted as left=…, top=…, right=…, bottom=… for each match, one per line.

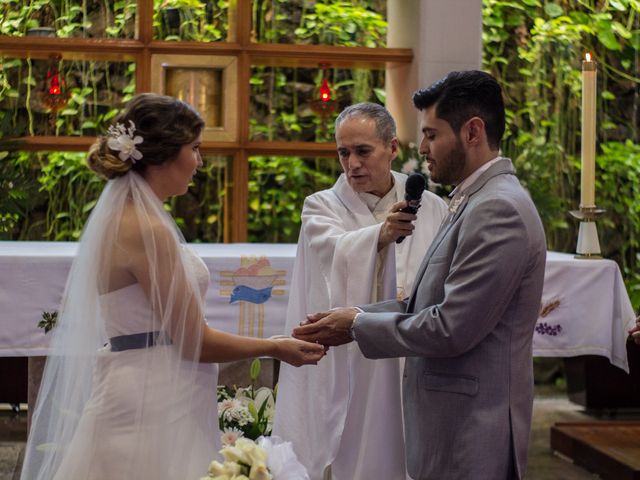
left=405, top=173, right=426, bottom=197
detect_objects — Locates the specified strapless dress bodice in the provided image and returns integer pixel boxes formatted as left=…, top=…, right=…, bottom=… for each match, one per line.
left=99, top=247, right=209, bottom=339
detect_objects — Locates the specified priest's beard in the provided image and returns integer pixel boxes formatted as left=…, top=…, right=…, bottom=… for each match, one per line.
left=430, top=138, right=467, bottom=185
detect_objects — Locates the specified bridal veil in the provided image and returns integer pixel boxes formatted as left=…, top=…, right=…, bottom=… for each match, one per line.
left=21, top=171, right=219, bottom=479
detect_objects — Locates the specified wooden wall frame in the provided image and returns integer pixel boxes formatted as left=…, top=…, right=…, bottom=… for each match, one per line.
left=0, top=0, right=413, bottom=242
left=150, top=54, right=238, bottom=142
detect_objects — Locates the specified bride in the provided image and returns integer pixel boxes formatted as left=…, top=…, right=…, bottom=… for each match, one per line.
left=20, top=93, right=325, bottom=480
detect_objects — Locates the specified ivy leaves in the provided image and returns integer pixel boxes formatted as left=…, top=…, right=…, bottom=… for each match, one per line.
left=483, top=0, right=640, bottom=309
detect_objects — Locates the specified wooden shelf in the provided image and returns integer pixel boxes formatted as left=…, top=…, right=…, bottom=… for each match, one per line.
left=245, top=140, right=337, bottom=157
left=246, top=43, right=412, bottom=69
left=4, top=136, right=97, bottom=152
left=0, top=36, right=411, bottom=70
left=5, top=137, right=339, bottom=158
left=0, top=36, right=140, bottom=61
left=147, top=41, right=243, bottom=56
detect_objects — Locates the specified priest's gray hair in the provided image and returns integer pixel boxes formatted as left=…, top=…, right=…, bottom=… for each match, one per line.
left=335, top=102, right=397, bottom=145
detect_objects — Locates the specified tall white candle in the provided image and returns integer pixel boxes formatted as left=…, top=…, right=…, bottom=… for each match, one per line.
left=581, top=53, right=597, bottom=208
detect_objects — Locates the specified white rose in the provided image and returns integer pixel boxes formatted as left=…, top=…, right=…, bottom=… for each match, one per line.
left=236, top=439, right=267, bottom=464
left=245, top=446, right=267, bottom=465
left=249, top=463, right=272, bottom=480
left=221, top=446, right=244, bottom=463
left=218, top=399, right=235, bottom=415
left=209, top=461, right=227, bottom=476
left=222, top=461, right=243, bottom=476
left=234, top=438, right=255, bottom=450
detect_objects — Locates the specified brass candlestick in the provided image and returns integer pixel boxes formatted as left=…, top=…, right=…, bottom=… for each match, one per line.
left=569, top=206, right=606, bottom=259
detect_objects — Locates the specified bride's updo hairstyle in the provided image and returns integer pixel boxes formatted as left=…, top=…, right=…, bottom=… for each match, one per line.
left=87, top=93, right=205, bottom=179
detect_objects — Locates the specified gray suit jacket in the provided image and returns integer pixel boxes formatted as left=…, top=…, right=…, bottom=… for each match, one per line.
left=354, top=158, right=546, bottom=480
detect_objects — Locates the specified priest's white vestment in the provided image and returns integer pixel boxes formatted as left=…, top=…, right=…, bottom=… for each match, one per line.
left=273, top=171, right=448, bottom=480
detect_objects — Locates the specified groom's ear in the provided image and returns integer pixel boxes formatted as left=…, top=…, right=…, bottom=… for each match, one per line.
left=462, top=117, right=485, bottom=147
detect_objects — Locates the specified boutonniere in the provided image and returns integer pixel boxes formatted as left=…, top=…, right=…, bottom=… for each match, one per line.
left=448, top=193, right=466, bottom=214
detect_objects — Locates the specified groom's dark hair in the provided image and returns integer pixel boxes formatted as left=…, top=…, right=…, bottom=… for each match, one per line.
left=413, top=70, right=505, bottom=150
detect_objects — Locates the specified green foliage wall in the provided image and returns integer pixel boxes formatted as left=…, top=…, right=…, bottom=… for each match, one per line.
left=483, top=0, right=640, bottom=308
left=0, top=58, right=135, bottom=138
left=0, top=151, right=103, bottom=240
left=0, top=0, right=387, bottom=244
left=0, top=0, right=136, bottom=38
left=153, top=0, right=228, bottom=41
left=252, top=0, right=387, bottom=46
left=4, top=0, right=639, bottom=311
left=248, top=156, right=339, bottom=242
left=0, top=150, right=227, bottom=242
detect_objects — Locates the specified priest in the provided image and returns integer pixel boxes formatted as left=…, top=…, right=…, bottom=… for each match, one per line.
left=273, top=103, right=448, bottom=480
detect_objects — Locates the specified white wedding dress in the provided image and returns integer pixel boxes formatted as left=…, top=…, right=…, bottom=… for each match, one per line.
left=21, top=174, right=221, bottom=480
left=51, top=249, right=220, bottom=480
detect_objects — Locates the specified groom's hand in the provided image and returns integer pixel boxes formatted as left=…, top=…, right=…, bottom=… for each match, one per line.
left=293, top=307, right=359, bottom=346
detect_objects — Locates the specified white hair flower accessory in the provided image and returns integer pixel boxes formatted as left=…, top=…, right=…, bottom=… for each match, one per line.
left=107, top=120, right=143, bottom=163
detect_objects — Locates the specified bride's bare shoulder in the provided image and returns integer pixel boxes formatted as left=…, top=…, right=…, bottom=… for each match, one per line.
left=115, top=205, right=176, bottom=254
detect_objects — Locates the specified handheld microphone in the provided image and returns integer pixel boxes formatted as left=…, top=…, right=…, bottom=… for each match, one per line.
left=396, top=173, right=426, bottom=244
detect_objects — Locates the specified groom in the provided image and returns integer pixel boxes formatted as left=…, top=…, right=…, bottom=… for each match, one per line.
left=294, top=70, right=547, bottom=480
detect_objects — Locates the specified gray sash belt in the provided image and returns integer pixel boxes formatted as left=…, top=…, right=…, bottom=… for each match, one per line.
left=109, top=331, right=172, bottom=352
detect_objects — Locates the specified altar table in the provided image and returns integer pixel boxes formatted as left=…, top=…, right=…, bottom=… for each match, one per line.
left=0, top=243, right=635, bottom=372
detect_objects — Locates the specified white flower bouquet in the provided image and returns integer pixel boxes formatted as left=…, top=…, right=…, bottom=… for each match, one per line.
left=200, top=436, right=309, bottom=480
left=217, top=360, right=275, bottom=445
left=200, top=437, right=272, bottom=480
left=205, top=360, right=309, bottom=480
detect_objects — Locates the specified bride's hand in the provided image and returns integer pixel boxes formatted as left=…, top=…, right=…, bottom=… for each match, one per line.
left=271, top=337, right=326, bottom=367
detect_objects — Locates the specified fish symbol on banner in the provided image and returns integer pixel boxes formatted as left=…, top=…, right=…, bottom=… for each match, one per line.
left=219, top=256, right=287, bottom=338
left=230, top=285, right=273, bottom=304
left=227, top=257, right=282, bottom=304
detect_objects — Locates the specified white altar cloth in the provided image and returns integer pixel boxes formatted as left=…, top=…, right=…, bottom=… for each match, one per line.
left=0, top=243, right=635, bottom=372
left=0, top=242, right=295, bottom=357
left=534, top=251, right=634, bottom=372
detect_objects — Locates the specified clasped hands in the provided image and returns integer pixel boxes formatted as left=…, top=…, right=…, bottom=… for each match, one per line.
left=293, top=307, right=359, bottom=347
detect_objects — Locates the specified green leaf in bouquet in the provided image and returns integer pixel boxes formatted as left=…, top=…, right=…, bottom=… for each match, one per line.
left=257, top=397, right=269, bottom=421
left=247, top=401, right=258, bottom=421
left=250, top=358, right=261, bottom=381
